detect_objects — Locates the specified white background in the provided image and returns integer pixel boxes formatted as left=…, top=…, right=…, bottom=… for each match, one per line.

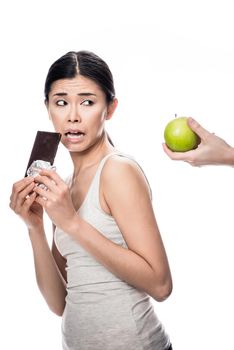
left=1, top=0, right=234, bottom=349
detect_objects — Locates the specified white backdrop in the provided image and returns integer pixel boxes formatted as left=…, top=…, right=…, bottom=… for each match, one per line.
left=1, top=0, right=234, bottom=349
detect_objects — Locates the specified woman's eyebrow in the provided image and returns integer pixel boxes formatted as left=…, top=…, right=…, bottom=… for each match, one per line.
left=52, top=92, right=67, bottom=96
left=52, top=92, right=97, bottom=97
left=78, top=92, right=97, bottom=96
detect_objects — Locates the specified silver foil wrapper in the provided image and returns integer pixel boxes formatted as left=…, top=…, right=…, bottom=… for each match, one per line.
left=27, top=160, right=56, bottom=190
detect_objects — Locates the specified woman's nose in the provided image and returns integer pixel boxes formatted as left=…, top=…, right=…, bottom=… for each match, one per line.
left=68, top=105, right=81, bottom=123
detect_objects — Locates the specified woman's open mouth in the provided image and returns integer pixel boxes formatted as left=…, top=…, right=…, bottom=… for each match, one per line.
left=65, top=130, right=85, bottom=141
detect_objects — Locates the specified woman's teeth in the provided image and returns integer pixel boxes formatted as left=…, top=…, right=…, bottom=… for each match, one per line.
left=66, top=132, right=84, bottom=139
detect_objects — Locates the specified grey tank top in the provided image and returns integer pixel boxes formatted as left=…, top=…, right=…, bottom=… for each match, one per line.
left=55, top=152, right=170, bottom=350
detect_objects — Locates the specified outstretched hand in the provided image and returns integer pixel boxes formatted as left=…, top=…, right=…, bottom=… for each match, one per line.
left=163, top=117, right=233, bottom=166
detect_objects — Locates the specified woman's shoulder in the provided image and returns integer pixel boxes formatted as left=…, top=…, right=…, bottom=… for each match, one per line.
left=102, top=152, right=152, bottom=198
left=103, top=152, right=142, bottom=177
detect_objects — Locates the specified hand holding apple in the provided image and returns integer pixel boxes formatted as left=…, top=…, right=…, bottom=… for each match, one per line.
left=163, top=117, right=234, bottom=166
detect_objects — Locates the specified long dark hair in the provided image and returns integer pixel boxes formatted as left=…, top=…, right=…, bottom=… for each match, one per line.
left=44, top=51, right=115, bottom=146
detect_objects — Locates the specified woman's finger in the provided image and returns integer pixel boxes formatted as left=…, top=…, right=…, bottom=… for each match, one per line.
left=34, top=174, right=58, bottom=192
left=22, top=191, right=37, bottom=212
left=35, top=194, right=47, bottom=207
left=10, top=177, right=34, bottom=203
left=10, top=181, right=35, bottom=211
left=33, top=184, right=54, bottom=201
left=38, top=169, right=65, bottom=187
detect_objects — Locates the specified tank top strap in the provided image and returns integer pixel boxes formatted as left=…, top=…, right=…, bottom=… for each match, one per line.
left=95, top=151, right=123, bottom=177
left=88, top=152, right=152, bottom=212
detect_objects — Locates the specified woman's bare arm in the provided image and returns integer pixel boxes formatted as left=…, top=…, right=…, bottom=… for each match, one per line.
left=29, top=226, right=67, bottom=316
left=9, top=177, right=67, bottom=316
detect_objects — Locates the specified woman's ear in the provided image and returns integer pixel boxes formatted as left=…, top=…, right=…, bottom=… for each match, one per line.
left=45, top=99, right=51, bottom=120
left=106, top=98, right=118, bottom=120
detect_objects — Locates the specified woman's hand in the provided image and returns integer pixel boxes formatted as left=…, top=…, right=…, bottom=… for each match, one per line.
left=10, top=176, right=44, bottom=229
left=163, top=117, right=234, bottom=166
left=33, top=170, right=77, bottom=231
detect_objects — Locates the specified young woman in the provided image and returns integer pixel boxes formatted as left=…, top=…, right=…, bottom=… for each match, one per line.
left=163, top=117, right=234, bottom=166
left=10, top=51, right=173, bottom=350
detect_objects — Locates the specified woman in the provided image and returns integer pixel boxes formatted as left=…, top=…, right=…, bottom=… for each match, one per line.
left=163, top=117, right=234, bottom=166
left=10, top=51, right=173, bottom=350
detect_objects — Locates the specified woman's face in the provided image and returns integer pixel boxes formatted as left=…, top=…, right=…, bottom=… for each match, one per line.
left=47, top=74, right=116, bottom=152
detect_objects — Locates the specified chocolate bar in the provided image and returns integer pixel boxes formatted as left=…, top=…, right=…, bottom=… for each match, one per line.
left=25, top=131, right=61, bottom=176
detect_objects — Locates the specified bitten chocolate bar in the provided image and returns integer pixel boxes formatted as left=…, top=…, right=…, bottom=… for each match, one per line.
left=25, top=131, right=61, bottom=176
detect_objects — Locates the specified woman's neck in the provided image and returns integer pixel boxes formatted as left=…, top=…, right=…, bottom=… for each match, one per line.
left=69, top=133, right=115, bottom=178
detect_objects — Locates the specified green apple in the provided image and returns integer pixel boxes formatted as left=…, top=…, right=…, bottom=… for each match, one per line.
left=164, top=116, right=200, bottom=152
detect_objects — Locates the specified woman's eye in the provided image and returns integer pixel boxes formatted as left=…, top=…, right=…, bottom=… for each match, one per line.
left=56, top=100, right=67, bottom=106
left=81, top=100, right=94, bottom=106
